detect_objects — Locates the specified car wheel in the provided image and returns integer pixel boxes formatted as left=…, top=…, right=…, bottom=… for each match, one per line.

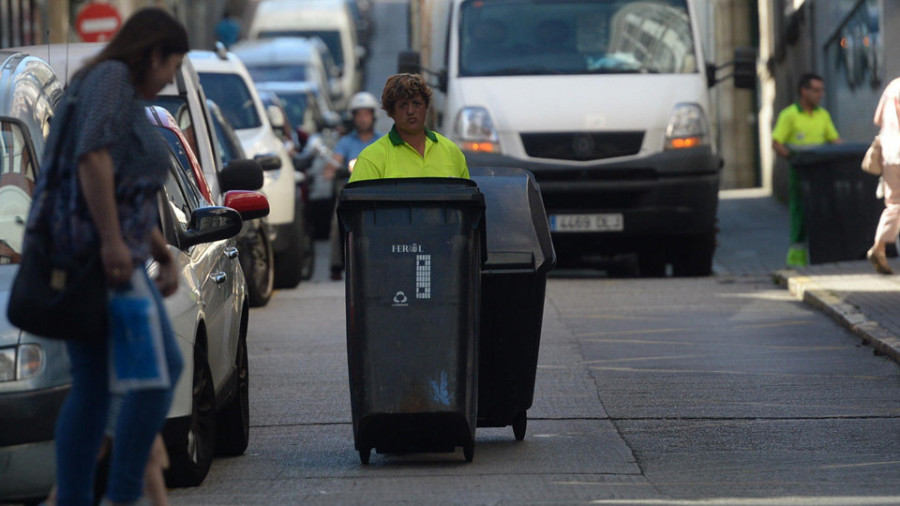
left=273, top=199, right=305, bottom=289
left=242, top=224, right=274, bottom=307
left=216, top=315, right=250, bottom=456
left=671, top=232, right=716, bottom=277
left=166, top=341, right=216, bottom=488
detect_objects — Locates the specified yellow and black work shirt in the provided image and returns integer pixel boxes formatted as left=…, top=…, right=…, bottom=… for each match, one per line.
left=349, top=125, right=469, bottom=182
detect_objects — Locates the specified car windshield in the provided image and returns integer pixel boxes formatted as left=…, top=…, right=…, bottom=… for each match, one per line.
left=246, top=64, right=308, bottom=83
left=0, top=120, right=37, bottom=264
left=259, top=30, right=345, bottom=69
left=197, top=72, right=262, bottom=130
left=275, top=92, right=310, bottom=129
left=459, top=0, right=697, bottom=77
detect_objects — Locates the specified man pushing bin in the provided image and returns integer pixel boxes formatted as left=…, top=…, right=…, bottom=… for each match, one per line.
left=349, top=73, right=469, bottom=182
left=338, top=74, right=482, bottom=464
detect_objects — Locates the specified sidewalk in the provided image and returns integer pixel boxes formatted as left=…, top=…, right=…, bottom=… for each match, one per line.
left=715, top=188, right=900, bottom=364
left=775, top=261, right=900, bottom=364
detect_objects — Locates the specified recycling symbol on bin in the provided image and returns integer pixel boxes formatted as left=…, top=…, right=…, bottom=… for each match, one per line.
left=393, top=291, right=408, bottom=304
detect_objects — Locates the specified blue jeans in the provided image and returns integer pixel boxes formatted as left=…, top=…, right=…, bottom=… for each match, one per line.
left=55, top=268, right=183, bottom=505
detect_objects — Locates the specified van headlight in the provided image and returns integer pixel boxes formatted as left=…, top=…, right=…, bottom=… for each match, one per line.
left=0, top=344, right=44, bottom=382
left=665, top=103, right=709, bottom=150
left=454, top=107, right=500, bottom=154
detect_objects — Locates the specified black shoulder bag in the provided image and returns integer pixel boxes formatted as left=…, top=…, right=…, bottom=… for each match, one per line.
left=7, top=90, right=109, bottom=342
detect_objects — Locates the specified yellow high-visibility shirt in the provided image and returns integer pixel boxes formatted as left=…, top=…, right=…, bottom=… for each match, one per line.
left=772, top=103, right=840, bottom=147
left=349, top=125, right=469, bottom=182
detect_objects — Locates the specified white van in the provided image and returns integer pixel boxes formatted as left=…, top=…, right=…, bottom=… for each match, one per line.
left=247, top=0, right=364, bottom=109
left=403, top=0, right=754, bottom=275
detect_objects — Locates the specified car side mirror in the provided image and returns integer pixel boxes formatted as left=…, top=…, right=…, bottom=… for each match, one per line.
left=356, top=46, right=367, bottom=64
left=224, top=190, right=270, bottom=220
left=181, top=206, right=243, bottom=248
left=254, top=153, right=283, bottom=171
left=220, top=159, right=264, bottom=191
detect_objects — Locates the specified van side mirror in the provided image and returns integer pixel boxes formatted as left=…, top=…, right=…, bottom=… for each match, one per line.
left=732, top=46, right=757, bottom=90
left=398, top=51, right=421, bottom=75
left=398, top=50, right=447, bottom=93
left=706, top=46, right=757, bottom=90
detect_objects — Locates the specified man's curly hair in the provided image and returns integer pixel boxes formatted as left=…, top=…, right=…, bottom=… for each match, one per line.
left=381, top=73, right=433, bottom=116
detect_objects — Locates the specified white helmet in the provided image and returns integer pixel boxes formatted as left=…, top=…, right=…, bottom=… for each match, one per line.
left=349, top=91, right=378, bottom=112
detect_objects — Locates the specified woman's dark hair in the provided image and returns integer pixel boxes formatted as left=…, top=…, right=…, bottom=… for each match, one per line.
left=381, top=73, right=433, bottom=116
left=77, top=8, right=189, bottom=86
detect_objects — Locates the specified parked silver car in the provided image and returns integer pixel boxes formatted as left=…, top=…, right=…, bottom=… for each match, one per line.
left=0, top=49, right=269, bottom=502
left=0, top=50, right=66, bottom=504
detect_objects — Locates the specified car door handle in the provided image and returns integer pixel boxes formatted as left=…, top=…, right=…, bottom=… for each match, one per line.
left=224, top=247, right=239, bottom=259
left=212, top=272, right=227, bottom=284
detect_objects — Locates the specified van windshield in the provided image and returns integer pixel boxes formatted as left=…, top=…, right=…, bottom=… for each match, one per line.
left=459, top=0, right=697, bottom=77
left=259, top=30, right=345, bottom=69
left=0, top=119, right=37, bottom=264
left=198, top=72, right=263, bottom=130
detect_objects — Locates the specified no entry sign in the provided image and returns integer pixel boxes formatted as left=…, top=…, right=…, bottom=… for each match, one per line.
left=76, top=2, right=122, bottom=43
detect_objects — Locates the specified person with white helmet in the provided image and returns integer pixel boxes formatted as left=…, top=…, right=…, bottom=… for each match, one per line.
left=327, top=91, right=383, bottom=280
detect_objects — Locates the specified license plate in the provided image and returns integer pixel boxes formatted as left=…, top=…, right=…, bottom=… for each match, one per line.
left=550, top=213, right=624, bottom=232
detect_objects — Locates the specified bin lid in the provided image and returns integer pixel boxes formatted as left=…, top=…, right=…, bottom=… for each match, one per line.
left=470, top=167, right=556, bottom=274
left=790, top=142, right=868, bottom=168
left=339, top=177, right=485, bottom=206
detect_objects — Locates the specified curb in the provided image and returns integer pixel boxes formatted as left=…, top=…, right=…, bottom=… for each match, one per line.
left=774, top=269, right=900, bottom=364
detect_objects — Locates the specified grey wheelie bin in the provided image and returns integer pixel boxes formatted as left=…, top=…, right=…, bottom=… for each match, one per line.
left=791, top=143, right=880, bottom=264
left=337, top=178, right=486, bottom=464
left=469, top=167, right=556, bottom=441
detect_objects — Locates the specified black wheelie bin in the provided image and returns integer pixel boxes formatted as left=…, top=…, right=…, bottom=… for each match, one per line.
left=791, top=143, right=881, bottom=264
left=469, top=167, right=556, bottom=441
left=337, top=178, right=486, bottom=464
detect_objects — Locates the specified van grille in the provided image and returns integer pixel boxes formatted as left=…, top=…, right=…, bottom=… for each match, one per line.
left=520, top=132, right=644, bottom=161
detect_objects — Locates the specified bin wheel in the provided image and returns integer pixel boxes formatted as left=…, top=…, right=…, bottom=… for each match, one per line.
left=463, top=444, right=475, bottom=462
left=513, top=411, right=527, bottom=441
left=359, top=448, right=371, bottom=465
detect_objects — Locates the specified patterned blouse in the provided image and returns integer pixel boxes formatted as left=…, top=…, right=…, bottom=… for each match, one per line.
left=29, top=60, right=169, bottom=262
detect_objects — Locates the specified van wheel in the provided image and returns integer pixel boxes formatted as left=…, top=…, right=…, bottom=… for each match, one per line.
left=242, top=224, right=274, bottom=307
left=216, top=331, right=250, bottom=456
left=165, top=343, right=216, bottom=487
left=274, top=200, right=305, bottom=289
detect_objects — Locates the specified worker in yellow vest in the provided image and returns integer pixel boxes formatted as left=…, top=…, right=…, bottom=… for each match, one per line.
left=772, top=72, right=842, bottom=267
left=349, top=73, right=469, bottom=182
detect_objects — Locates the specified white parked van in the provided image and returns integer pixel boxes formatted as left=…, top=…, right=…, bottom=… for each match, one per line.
left=404, top=0, right=754, bottom=275
left=247, top=0, right=365, bottom=108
